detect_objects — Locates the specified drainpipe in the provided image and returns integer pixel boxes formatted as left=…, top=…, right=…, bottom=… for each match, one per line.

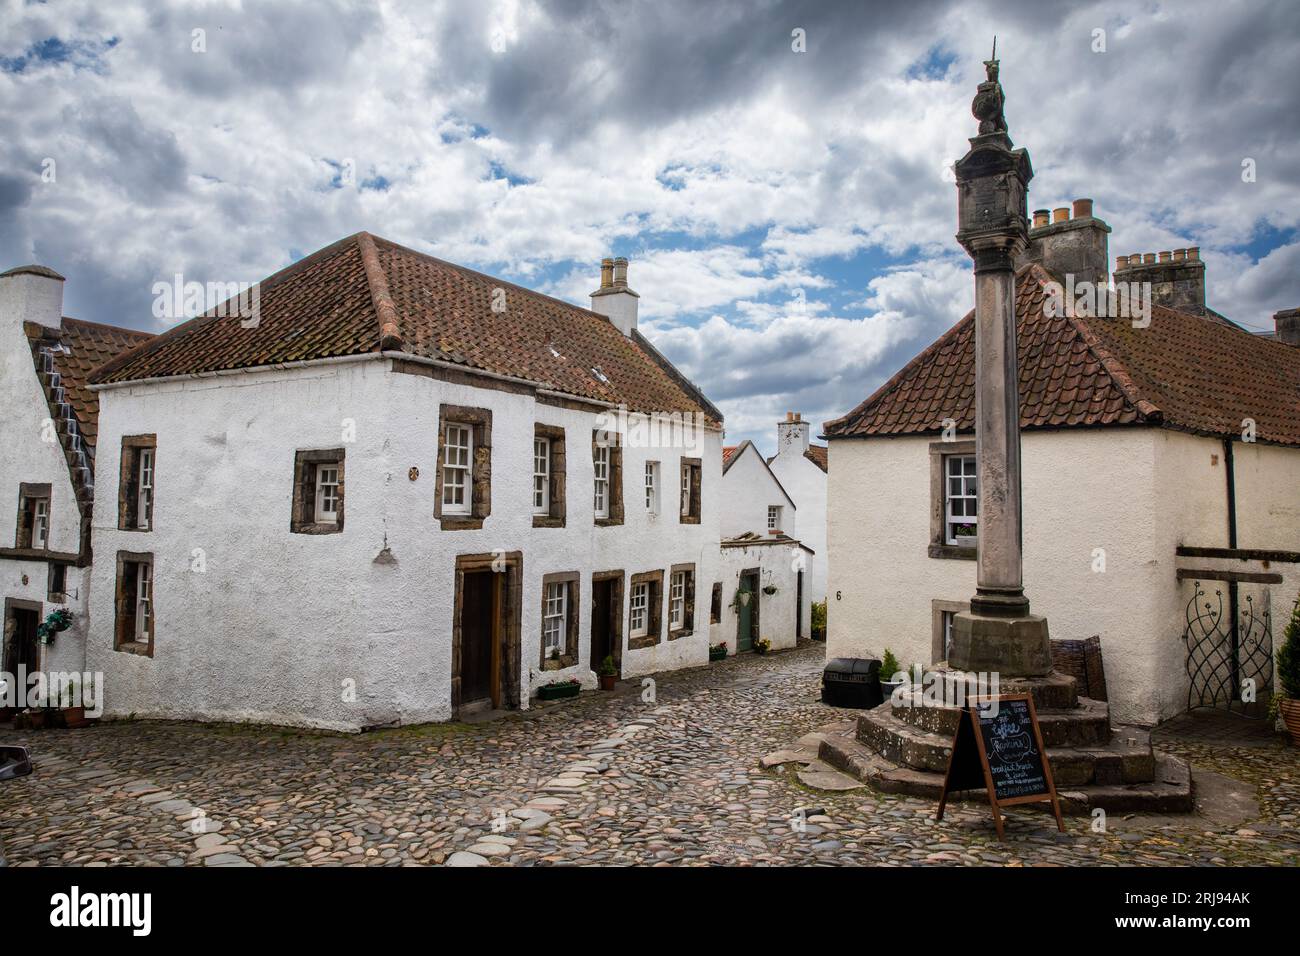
left=1224, top=437, right=1239, bottom=694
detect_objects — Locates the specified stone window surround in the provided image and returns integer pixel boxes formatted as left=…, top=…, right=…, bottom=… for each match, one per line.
left=291, top=448, right=346, bottom=535
left=436, top=405, right=493, bottom=531
left=15, top=481, right=51, bottom=550
left=592, top=430, right=624, bottom=527
left=931, top=598, right=970, bottom=663
left=679, top=457, right=702, bottom=524
left=627, top=569, right=664, bottom=650
left=532, top=424, right=566, bottom=529
left=47, top=561, right=68, bottom=602
left=114, top=549, right=154, bottom=657
left=540, top=570, right=580, bottom=669
left=117, top=434, right=157, bottom=532
left=667, top=562, right=696, bottom=640
left=928, top=439, right=977, bottom=560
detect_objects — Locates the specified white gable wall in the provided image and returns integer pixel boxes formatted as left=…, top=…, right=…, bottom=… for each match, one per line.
left=720, top=444, right=793, bottom=539
left=769, top=449, right=827, bottom=600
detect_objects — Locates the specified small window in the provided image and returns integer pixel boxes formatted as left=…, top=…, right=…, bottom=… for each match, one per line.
left=645, top=461, right=659, bottom=513
left=443, top=423, right=473, bottom=515
left=15, top=485, right=51, bottom=550
left=767, top=505, right=782, bottom=532
left=48, top=562, right=67, bottom=602
left=944, top=455, right=978, bottom=546
left=629, top=581, right=648, bottom=637
left=533, top=437, right=550, bottom=515
left=710, top=582, right=723, bottom=624
left=942, top=610, right=956, bottom=660
left=114, top=551, right=154, bottom=656
left=669, top=571, right=686, bottom=629
left=291, top=449, right=345, bottom=534
left=679, top=458, right=702, bottom=523
left=118, top=435, right=157, bottom=531
left=593, top=444, right=609, bottom=518
left=543, top=580, right=567, bottom=655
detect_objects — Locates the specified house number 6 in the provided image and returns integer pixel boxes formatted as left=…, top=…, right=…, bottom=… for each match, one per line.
left=836, top=591, right=842, bottom=601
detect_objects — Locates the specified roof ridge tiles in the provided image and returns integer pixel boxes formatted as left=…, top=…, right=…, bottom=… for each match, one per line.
left=356, top=232, right=405, bottom=351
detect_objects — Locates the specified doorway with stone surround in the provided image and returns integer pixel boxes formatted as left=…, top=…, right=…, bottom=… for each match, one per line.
left=451, top=552, right=521, bottom=717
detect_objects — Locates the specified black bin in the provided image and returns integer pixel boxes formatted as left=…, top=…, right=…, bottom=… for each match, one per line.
left=821, top=658, right=883, bottom=709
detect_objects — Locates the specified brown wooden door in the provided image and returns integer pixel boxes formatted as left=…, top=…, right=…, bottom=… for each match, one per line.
left=460, top=571, right=495, bottom=705
left=590, top=579, right=612, bottom=674
left=11, top=608, right=40, bottom=673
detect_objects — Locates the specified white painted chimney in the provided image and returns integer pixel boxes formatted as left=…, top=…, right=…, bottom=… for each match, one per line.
left=1, top=264, right=66, bottom=332
left=776, top=411, right=810, bottom=454
left=589, top=255, right=639, bottom=336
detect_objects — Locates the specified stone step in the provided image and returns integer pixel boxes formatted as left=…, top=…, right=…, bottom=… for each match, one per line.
left=888, top=694, right=1112, bottom=747
left=818, top=731, right=1193, bottom=815
left=857, top=708, right=1154, bottom=785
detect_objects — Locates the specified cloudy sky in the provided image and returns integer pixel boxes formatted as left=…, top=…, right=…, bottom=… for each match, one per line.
left=3, top=0, right=1298, bottom=452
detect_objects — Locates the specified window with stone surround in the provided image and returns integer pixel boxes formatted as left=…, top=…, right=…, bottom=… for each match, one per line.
left=118, top=435, right=157, bottom=531
left=668, top=563, right=696, bottom=639
left=931, top=599, right=969, bottom=663
left=539, top=571, right=580, bottom=668
left=15, top=482, right=51, bottom=550
left=291, top=449, right=346, bottom=534
left=679, top=457, right=701, bottom=524
left=928, top=439, right=977, bottom=560
left=645, top=460, right=660, bottom=513
left=627, top=570, right=663, bottom=650
left=532, top=424, right=566, bottom=528
left=114, top=551, right=154, bottom=657
left=48, top=562, right=68, bottom=602
left=592, top=430, right=624, bottom=526
left=436, top=405, right=492, bottom=530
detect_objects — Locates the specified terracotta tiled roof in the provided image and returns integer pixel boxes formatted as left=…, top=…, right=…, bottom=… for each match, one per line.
left=91, top=233, right=719, bottom=424
left=824, top=264, right=1300, bottom=447
left=722, top=445, right=740, bottom=468
left=803, top=444, right=828, bottom=472
left=49, top=318, right=155, bottom=454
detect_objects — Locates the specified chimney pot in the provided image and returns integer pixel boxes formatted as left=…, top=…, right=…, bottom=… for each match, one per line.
left=1072, top=198, right=1094, bottom=219
left=1143, top=253, right=1156, bottom=265
left=1188, top=246, right=1200, bottom=261
left=1032, top=209, right=1050, bottom=228
left=1274, top=307, right=1300, bottom=347
left=590, top=255, right=638, bottom=335
left=1158, top=250, right=1172, bottom=263
left=599, top=257, right=614, bottom=289
left=612, top=256, right=628, bottom=287
left=1052, top=206, right=1070, bottom=223
left=1173, top=248, right=1186, bottom=261
left=1116, top=255, right=1129, bottom=269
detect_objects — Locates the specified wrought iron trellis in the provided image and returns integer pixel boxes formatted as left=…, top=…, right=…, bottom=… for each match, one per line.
left=1183, top=580, right=1273, bottom=716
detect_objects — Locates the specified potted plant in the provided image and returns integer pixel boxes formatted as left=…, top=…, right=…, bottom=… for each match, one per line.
left=709, top=642, right=728, bottom=662
left=1274, top=594, right=1300, bottom=745
left=597, top=655, right=618, bottom=691
left=762, top=584, right=778, bottom=596
left=36, top=607, right=74, bottom=646
left=878, top=648, right=905, bottom=698
left=754, top=637, right=772, bottom=655
left=60, top=679, right=88, bottom=729
left=537, top=678, right=581, bottom=701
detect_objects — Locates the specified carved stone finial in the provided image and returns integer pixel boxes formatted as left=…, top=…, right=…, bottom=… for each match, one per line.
left=972, top=58, right=1007, bottom=135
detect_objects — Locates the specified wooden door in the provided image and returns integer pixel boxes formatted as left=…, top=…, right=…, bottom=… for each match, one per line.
left=459, top=571, right=495, bottom=705
left=736, top=576, right=756, bottom=652
left=591, top=579, right=612, bottom=673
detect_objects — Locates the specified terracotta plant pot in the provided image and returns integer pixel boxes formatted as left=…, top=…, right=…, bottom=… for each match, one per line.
left=62, top=706, right=88, bottom=729
left=1280, top=698, right=1300, bottom=746
left=599, top=674, right=617, bottom=691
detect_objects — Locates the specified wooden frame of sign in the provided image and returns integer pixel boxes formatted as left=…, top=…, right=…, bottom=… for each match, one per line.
left=935, top=693, right=1065, bottom=840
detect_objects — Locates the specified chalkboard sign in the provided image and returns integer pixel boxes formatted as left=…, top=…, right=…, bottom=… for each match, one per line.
left=935, top=694, right=1064, bottom=839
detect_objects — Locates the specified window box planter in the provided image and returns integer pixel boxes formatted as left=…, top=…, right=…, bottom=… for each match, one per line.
left=537, top=680, right=581, bottom=701
left=709, top=644, right=728, bottom=662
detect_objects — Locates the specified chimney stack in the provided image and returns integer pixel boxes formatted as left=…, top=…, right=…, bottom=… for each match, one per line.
left=590, top=255, right=639, bottom=337
left=0, top=264, right=66, bottom=334
left=1113, top=245, right=1207, bottom=315
left=1015, top=198, right=1110, bottom=286
left=777, top=411, right=810, bottom=454
left=1275, top=308, right=1300, bottom=347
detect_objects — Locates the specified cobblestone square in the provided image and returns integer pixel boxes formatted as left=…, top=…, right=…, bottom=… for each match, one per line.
left=2, top=644, right=1297, bottom=867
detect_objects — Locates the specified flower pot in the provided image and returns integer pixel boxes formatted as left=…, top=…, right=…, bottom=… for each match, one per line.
left=537, top=681, right=581, bottom=701
left=62, top=706, right=88, bottom=729
left=1280, top=698, right=1300, bottom=746
left=879, top=679, right=906, bottom=701
left=762, top=586, right=777, bottom=596
left=599, top=674, right=618, bottom=691
left=709, top=648, right=727, bottom=662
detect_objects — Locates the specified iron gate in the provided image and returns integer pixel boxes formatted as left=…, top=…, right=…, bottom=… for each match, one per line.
left=1183, top=580, right=1273, bottom=716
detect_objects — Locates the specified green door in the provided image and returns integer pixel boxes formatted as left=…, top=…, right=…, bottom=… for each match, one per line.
left=736, top=576, right=756, bottom=652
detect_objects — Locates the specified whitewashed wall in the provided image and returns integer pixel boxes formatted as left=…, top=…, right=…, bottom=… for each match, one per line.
left=709, top=541, right=810, bottom=653
left=0, top=271, right=85, bottom=681
left=88, top=358, right=721, bottom=730
left=719, top=443, right=794, bottom=539
left=769, top=448, right=827, bottom=601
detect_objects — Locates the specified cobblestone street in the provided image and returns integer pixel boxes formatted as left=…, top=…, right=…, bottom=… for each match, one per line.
left=2, top=643, right=1297, bottom=867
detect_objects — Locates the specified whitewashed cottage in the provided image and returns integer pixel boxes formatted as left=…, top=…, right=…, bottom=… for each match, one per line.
left=824, top=200, right=1300, bottom=726
left=766, top=412, right=828, bottom=602
left=61, top=235, right=724, bottom=730
left=0, top=265, right=152, bottom=708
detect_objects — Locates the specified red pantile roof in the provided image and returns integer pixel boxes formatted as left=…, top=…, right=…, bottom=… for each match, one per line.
left=50, top=318, right=155, bottom=454
left=722, top=445, right=740, bottom=468
left=803, top=444, right=828, bottom=472
left=91, top=233, right=720, bottom=424
left=824, top=264, right=1300, bottom=447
